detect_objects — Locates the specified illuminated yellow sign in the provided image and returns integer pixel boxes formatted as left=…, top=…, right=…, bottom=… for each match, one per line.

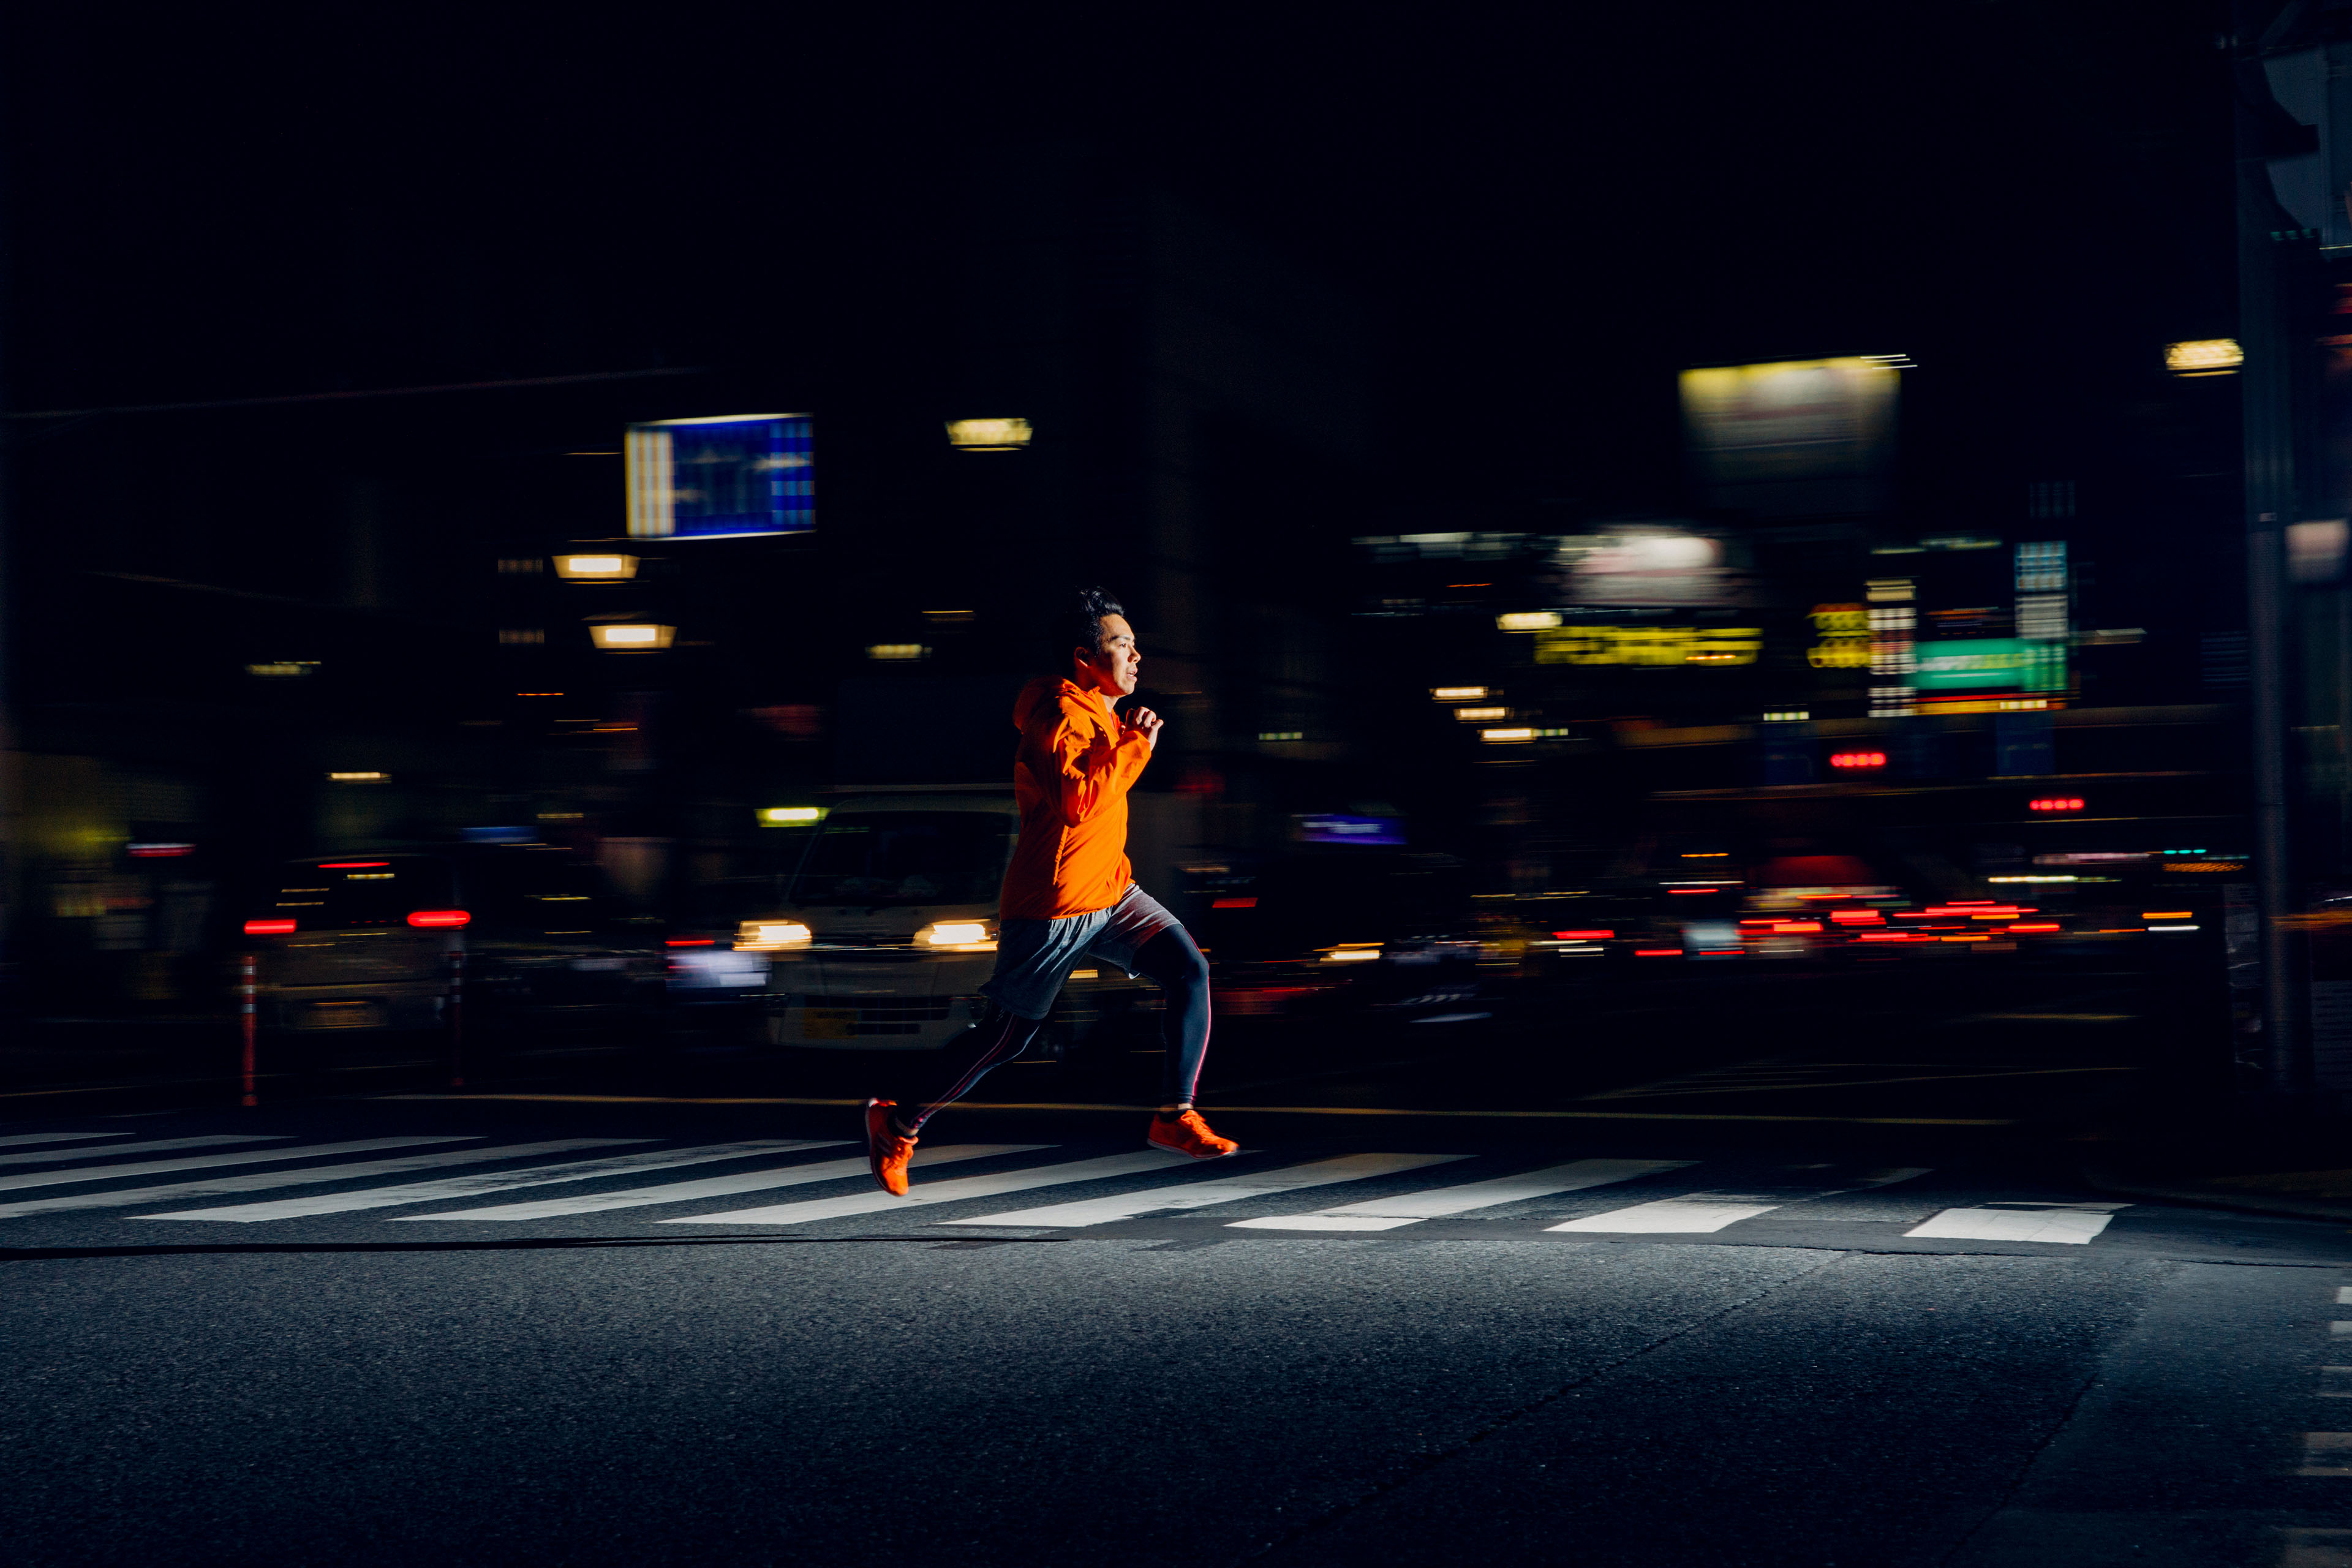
left=1805, top=602, right=1871, bottom=668
left=2165, top=339, right=2242, bottom=374
left=1534, top=627, right=1761, bottom=666
left=945, top=418, right=1033, bottom=451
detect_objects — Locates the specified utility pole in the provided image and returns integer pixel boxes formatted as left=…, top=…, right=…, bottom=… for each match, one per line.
left=0, top=83, right=15, bottom=981
left=2238, top=2, right=2313, bottom=1101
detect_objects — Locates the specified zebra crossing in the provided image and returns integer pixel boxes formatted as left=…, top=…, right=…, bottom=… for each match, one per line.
left=0, top=1124, right=2144, bottom=1245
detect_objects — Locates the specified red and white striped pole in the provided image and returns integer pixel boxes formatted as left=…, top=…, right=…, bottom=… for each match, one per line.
left=238, top=954, right=258, bottom=1107
left=447, top=948, right=466, bottom=1089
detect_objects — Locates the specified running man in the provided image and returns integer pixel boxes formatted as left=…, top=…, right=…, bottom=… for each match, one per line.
left=864, top=587, right=1237, bottom=1194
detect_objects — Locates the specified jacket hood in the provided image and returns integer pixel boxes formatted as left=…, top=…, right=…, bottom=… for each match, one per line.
left=1012, top=675, right=1074, bottom=731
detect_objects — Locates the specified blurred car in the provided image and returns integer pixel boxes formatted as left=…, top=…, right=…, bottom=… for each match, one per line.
left=659, top=875, right=782, bottom=1036
left=1198, top=849, right=1514, bottom=1025
left=239, top=846, right=663, bottom=1038
left=728, top=791, right=1157, bottom=1053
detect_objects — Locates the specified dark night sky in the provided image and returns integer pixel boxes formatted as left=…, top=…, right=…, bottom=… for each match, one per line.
left=5, top=1, right=2235, bottom=529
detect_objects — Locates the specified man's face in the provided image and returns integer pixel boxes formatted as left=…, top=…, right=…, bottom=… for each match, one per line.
left=1076, top=612, right=1141, bottom=698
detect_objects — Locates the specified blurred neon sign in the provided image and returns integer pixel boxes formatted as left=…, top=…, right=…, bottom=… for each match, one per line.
left=1913, top=638, right=2067, bottom=692
left=625, top=414, right=813, bottom=539
left=1293, top=814, right=1405, bottom=846
left=1533, top=627, right=1760, bottom=666
left=1807, top=603, right=1872, bottom=668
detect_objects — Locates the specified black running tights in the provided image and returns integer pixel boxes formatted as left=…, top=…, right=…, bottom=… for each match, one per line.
left=897, top=927, right=1213, bottom=1134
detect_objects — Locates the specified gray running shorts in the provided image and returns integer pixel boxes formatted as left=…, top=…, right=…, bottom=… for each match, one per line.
left=979, top=883, right=1181, bottom=1020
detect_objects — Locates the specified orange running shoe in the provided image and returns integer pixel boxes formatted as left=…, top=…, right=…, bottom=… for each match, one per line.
left=1147, top=1108, right=1238, bottom=1160
left=865, top=1098, right=917, bottom=1196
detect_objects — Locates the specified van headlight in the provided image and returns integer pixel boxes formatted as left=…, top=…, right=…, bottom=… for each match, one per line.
left=737, top=920, right=813, bottom=949
left=914, top=921, right=995, bottom=949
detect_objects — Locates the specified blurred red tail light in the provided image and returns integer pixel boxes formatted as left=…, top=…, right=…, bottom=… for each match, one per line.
left=406, top=910, right=471, bottom=929
left=1551, top=929, right=1615, bottom=940
left=243, top=918, right=296, bottom=936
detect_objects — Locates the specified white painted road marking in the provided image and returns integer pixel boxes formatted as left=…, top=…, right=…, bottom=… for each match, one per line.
left=1230, top=1158, right=1692, bottom=1232
left=0, top=1136, right=440, bottom=1196
left=138, top=1139, right=825, bottom=1220
left=1545, top=1197, right=1779, bottom=1234
left=1902, top=1203, right=2128, bottom=1243
left=954, top=1152, right=1469, bottom=1228
left=2303, top=1434, right=2352, bottom=1477
left=2335, top=1286, right=2352, bottom=1305
left=2280, top=1526, right=2352, bottom=1566
left=396, top=1144, right=1042, bottom=1220
left=665, top=1148, right=1194, bottom=1226
left=0, top=1131, right=136, bottom=1150
left=0, top=1134, right=291, bottom=1169
left=0, top=1139, right=628, bottom=1219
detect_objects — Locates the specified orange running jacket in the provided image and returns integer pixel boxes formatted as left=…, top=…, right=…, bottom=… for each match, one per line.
left=998, top=675, right=1154, bottom=920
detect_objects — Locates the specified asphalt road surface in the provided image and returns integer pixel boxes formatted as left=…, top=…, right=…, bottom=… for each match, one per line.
left=4, top=1076, right=2352, bottom=1568
left=4, top=959, right=2335, bottom=1566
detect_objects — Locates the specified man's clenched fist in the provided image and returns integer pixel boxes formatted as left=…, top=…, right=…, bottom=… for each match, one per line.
left=1121, top=706, right=1164, bottom=749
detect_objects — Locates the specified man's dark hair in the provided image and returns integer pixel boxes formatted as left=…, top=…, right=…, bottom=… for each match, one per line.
left=1057, top=586, right=1125, bottom=671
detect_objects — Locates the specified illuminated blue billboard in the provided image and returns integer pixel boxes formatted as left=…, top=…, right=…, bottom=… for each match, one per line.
left=625, top=413, right=812, bottom=539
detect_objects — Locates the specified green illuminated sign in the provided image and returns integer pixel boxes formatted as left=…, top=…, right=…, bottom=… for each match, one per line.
left=1911, top=639, right=2066, bottom=692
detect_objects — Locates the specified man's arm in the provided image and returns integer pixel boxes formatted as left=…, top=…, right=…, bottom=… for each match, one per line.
left=1049, top=709, right=1153, bottom=827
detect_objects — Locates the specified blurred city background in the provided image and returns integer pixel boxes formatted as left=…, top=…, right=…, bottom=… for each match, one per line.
left=0, top=2, right=2332, bottom=1125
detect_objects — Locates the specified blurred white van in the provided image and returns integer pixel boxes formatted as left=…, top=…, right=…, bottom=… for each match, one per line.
left=740, top=790, right=1189, bottom=1054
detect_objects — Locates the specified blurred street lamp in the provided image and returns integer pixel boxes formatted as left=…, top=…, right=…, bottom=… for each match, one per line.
left=946, top=418, right=1033, bottom=451
left=759, top=805, right=826, bottom=825
left=590, top=624, right=674, bottom=651
left=554, top=553, right=639, bottom=580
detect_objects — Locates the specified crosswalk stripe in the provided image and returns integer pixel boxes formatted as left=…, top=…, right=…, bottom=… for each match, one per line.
left=661, top=1148, right=1191, bottom=1226
left=0, top=1136, right=434, bottom=1196
left=138, top=1139, right=824, bottom=1221
left=396, top=1144, right=1046, bottom=1221
left=1545, top=1197, right=1779, bottom=1233
left=0, top=1139, right=627, bottom=1220
left=948, top=1152, right=1469, bottom=1227
left=0, top=1132, right=135, bottom=1150
left=1228, top=1158, right=1694, bottom=1232
left=0, top=1134, right=292, bottom=1170
left=1902, top=1204, right=2127, bottom=1243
